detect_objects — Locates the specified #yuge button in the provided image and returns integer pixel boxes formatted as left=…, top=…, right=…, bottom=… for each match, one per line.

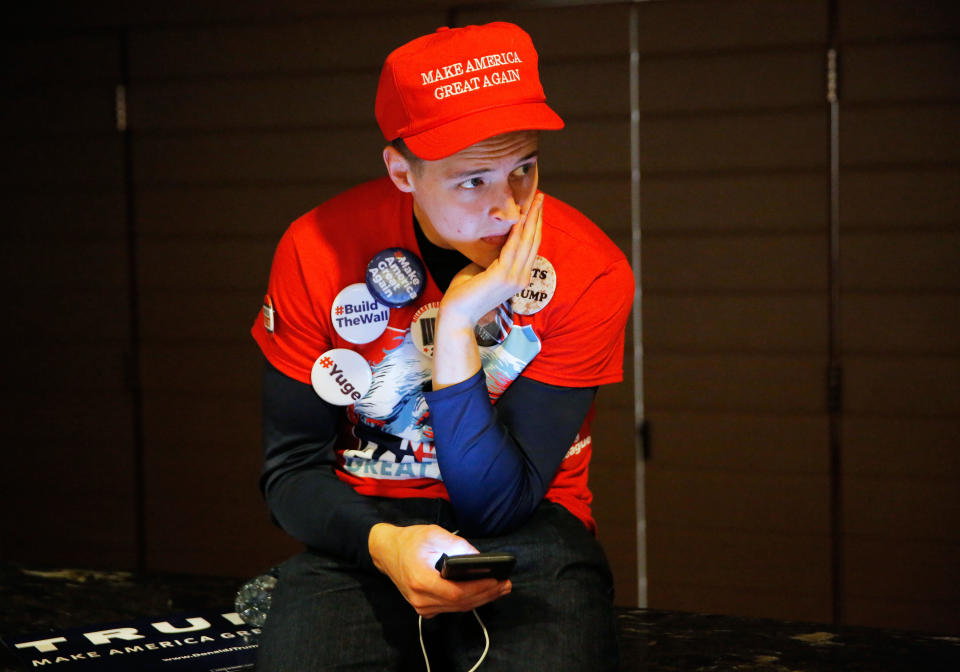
left=332, top=283, right=390, bottom=344
left=366, top=248, right=426, bottom=308
left=311, top=348, right=372, bottom=406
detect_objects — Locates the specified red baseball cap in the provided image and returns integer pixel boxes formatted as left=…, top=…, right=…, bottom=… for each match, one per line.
left=375, top=22, right=564, bottom=160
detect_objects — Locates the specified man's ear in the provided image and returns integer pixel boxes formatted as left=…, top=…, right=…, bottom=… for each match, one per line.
left=383, top=145, right=416, bottom=193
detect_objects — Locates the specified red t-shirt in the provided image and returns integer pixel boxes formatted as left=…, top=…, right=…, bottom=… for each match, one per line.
left=252, top=177, right=633, bottom=531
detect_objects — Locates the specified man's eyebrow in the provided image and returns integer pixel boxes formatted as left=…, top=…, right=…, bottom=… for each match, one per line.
left=448, top=151, right=539, bottom=180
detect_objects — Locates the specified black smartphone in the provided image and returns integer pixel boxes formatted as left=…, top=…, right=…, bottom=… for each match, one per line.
left=435, top=552, right=516, bottom=581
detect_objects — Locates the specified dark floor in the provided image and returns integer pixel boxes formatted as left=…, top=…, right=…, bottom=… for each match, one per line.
left=1, top=563, right=958, bottom=671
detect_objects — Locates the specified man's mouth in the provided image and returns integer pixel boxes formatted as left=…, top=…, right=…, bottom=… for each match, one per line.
left=481, top=234, right=509, bottom=246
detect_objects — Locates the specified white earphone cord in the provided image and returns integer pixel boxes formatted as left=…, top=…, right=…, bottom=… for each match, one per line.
left=418, top=608, right=490, bottom=672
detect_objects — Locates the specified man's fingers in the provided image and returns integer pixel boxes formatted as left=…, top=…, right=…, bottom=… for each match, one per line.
left=501, top=192, right=543, bottom=283
left=414, top=579, right=512, bottom=617
left=524, top=197, right=543, bottom=267
left=501, top=192, right=542, bottom=258
left=512, top=194, right=543, bottom=284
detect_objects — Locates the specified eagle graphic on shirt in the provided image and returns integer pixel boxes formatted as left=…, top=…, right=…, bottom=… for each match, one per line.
left=342, top=311, right=541, bottom=481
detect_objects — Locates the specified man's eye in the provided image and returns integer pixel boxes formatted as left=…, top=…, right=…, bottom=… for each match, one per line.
left=511, top=163, right=534, bottom=178
left=459, top=177, right=484, bottom=190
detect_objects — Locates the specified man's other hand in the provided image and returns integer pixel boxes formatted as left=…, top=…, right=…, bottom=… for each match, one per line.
left=368, top=523, right=512, bottom=617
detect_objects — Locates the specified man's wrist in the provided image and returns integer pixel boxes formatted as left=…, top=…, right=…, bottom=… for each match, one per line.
left=436, top=304, right=478, bottom=332
left=432, top=308, right=481, bottom=390
left=368, top=522, right=398, bottom=574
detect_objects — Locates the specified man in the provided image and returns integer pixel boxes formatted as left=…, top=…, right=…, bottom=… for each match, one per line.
left=251, top=22, right=633, bottom=671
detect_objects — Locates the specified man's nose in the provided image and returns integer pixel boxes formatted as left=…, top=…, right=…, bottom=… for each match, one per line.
left=490, top=184, right=522, bottom=223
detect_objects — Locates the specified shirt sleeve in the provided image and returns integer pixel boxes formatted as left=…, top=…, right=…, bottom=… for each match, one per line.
left=424, top=370, right=597, bottom=535
left=260, top=358, right=383, bottom=570
left=252, top=227, right=334, bottom=384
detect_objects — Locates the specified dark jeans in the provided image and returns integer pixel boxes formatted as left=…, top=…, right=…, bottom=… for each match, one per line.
left=254, top=499, right=619, bottom=671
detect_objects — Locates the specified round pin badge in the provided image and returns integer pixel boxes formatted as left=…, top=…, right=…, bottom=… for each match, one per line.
left=475, top=302, right=512, bottom=347
left=410, top=302, right=440, bottom=358
left=512, top=255, right=557, bottom=315
left=366, top=248, right=427, bottom=308
left=310, top=349, right=372, bottom=406
left=331, top=283, right=390, bottom=344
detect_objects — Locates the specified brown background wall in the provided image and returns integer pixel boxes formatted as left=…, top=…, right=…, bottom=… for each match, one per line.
left=2, top=0, right=957, bottom=635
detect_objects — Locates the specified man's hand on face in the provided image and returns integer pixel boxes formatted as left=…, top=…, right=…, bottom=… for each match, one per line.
left=431, top=192, right=543, bottom=389
left=368, top=523, right=512, bottom=618
left=439, top=192, right=543, bottom=327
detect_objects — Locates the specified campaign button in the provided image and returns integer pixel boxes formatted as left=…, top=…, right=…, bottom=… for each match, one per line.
left=475, top=302, right=512, bottom=347
left=311, top=349, right=372, bottom=406
left=410, top=301, right=440, bottom=358
left=512, top=255, right=556, bottom=315
left=365, top=248, right=426, bottom=308
left=331, top=283, right=390, bottom=344
left=262, top=294, right=275, bottom=334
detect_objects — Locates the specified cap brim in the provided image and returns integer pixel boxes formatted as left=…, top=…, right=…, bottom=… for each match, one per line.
left=402, top=102, right=564, bottom=161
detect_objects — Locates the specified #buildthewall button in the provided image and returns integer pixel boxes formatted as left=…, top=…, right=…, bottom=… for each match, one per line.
left=332, top=283, right=390, bottom=344
left=365, top=248, right=426, bottom=308
left=311, top=349, right=372, bottom=406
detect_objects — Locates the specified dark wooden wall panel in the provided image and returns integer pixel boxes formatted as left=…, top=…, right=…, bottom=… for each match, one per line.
left=843, top=233, right=960, bottom=290
left=140, top=290, right=263, bottom=342
left=843, top=295, right=960, bottom=353
left=138, top=240, right=272, bottom=291
left=839, top=0, right=959, bottom=41
left=4, top=137, right=124, bottom=186
left=644, top=235, right=827, bottom=291
left=142, top=395, right=300, bottom=574
left=129, top=75, right=382, bottom=130
left=645, top=295, right=828, bottom=352
left=589, top=393, right=638, bottom=607
left=844, top=107, right=960, bottom=165
left=546, top=120, right=631, bottom=175
left=540, top=178, right=631, bottom=238
left=127, top=14, right=443, bottom=77
left=639, top=0, right=833, bottom=623
left=647, top=355, right=825, bottom=413
left=643, top=174, right=827, bottom=232
left=844, top=357, right=960, bottom=417
left=650, top=411, right=830, bottom=473
left=459, top=4, right=630, bottom=59
left=132, top=130, right=386, bottom=185
left=642, top=113, right=827, bottom=173
left=640, top=51, right=823, bottom=113
left=1, top=31, right=137, bottom=569
left=843, top=169, right=959, bottom=228
left=844, top=41, right=959, bottom=103
left=3, top=87, right=118, bottom=133
left=136, top=184, right=343, bottom=237
left=541, top=61, right=630, bottom=117
left=636, top=0, right=827, bottom=52
left=7, top=190, right=128, bottom=237
left=838, top=0, right=960, bottom=633
left=843, top=417, right=960, bottom=477
left=2, top=33, right=122, bottom=83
